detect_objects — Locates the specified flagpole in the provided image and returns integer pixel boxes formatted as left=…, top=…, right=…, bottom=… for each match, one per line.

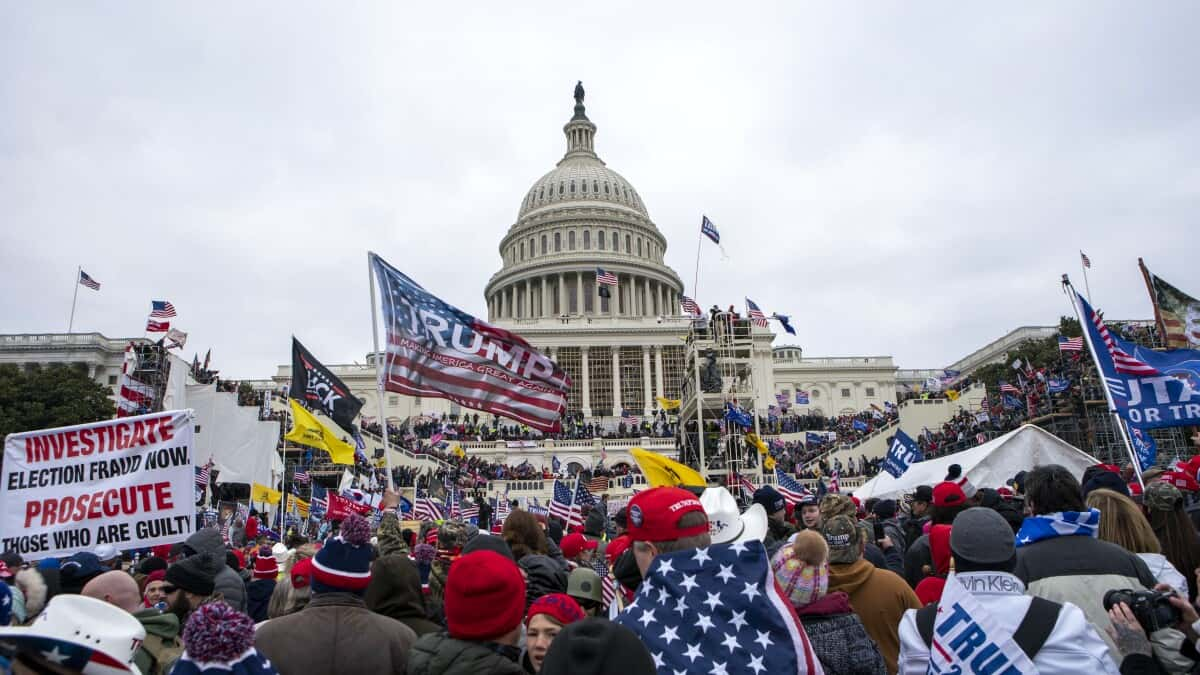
left=1080, top=251, right=1093, bottom=305
left=367, top=252, right=397, bottom=491
left=67, top=266, right=80, bottom=336
left=1062, top=275, right=1143, bottom=487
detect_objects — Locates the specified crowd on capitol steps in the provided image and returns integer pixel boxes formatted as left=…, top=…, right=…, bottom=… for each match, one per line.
left=9, top=455, right=1200, bottom=674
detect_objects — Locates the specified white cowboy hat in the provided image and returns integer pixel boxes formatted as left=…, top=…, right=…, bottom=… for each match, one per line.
left=0, top=594, right=145, bottom=674
left=700, top=487, right=769, bottom=545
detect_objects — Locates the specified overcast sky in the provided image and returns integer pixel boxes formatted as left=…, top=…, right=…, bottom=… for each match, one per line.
left=2, top=3, right=1198, bottom=378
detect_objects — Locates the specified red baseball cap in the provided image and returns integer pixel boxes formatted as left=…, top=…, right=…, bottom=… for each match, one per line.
left=1159, top=471, right=1200, bottom=493
left=627, top=487, right=708, bottom=543
left=605, top=534, right=631, bottom=564
left=560, top=533, right=598, bottom=559
left=932, top=481, right=967, bottom=508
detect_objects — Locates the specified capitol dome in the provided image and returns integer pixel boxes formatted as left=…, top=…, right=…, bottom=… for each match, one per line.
left=485, top=83, right=685, bottom=322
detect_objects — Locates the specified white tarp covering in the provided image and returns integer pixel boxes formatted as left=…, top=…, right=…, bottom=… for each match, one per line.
left=185, top=384, right=282, bottom=488
left=853, top=424, right=1099, bottom=500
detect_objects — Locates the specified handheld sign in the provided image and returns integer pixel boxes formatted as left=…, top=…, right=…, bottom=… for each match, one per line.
left=882, top=429, right=923, bottom=479
left=2, top=410, right=195, bottom=558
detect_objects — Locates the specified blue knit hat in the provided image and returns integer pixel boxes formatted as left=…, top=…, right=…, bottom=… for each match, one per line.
left=753, top=485, right=786, bottom=515
left=172, top=603, right=278, bottom=675
left=312, top=513, right=373, bottom=594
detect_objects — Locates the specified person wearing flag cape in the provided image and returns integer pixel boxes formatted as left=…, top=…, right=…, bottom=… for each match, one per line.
left=898, top=508, right=1117, bottom=674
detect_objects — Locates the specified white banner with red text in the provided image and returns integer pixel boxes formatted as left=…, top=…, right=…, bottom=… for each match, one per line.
left=1, top=410, right=195, bottom=559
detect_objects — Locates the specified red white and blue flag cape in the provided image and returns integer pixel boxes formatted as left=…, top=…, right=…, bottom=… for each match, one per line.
left=370, top=252, right=570, bottom=433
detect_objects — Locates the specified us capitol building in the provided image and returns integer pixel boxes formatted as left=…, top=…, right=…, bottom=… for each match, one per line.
left=4, top=85, right=1013, bottom=440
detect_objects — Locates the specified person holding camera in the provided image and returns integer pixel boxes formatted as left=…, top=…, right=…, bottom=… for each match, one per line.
left=1106, top=584, right=1200, bottom=675
left=898, top=507, right=1118, bottom=674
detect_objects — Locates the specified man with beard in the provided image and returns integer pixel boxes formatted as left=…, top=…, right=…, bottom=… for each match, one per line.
left=162, top=552, right=222, bottom=626
left=82, top=571, right=182, bottom=675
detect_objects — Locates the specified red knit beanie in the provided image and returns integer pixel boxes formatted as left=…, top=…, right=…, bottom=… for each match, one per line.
left=525, top=593, right=586, bottom=627
left=444, top=550, right=526, bottom=641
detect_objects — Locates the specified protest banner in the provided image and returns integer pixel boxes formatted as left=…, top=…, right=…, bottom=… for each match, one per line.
left=1, top=410, right=195, bottom=558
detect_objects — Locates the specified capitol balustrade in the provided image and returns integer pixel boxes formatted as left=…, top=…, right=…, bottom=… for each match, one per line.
left=486, top=471, right=866, bottom=499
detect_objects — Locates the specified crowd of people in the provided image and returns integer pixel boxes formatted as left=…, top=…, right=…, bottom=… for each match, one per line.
left=8, top=454, right=1200, bottom=674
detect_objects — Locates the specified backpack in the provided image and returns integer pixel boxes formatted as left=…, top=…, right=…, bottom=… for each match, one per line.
left=140, top=632, right=185, bottom=675
left=915, top=596, right=1061, bottom=660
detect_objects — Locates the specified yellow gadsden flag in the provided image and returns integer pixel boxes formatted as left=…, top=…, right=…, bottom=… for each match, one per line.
left=746, top=432, right=769, bottom=455
left=285, top=398, right=356, bottom=465
left=251, top=482, right=282, bottom=505
left=631, top=448, right=706, bottom=489
left=946, top=389, right=961, bottom=402
left=655, top=396, right=682, bottom=411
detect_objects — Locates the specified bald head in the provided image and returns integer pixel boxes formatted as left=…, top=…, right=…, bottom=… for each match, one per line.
left=81, top=571, right=142, bottom=614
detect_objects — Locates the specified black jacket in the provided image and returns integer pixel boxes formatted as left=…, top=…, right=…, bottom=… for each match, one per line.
left=406, top=633, right=525, bottom=675
left=366, top=555, right=442, bottom=636
left=246, top=578, right=275, bottom=623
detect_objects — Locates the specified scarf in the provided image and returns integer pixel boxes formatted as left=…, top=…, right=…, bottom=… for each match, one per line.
left=1015, top=508, right=1100, bottom=547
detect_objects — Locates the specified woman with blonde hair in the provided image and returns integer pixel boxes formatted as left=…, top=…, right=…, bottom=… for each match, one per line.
left=1085, top=488, right=1188, bottom=595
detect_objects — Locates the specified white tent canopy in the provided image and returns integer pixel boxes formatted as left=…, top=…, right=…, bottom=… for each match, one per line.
left=853, top=424, right=1100, bottom=501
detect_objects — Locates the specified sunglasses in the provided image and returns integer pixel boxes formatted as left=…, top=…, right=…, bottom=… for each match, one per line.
left=161, top=585, right=178, bottom=594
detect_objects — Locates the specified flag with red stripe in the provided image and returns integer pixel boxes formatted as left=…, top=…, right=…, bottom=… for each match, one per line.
left=370, top=253, right=570, bottom=432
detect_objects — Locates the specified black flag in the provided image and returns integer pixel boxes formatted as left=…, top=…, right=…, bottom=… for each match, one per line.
left=291, top=337, right=363, bottom=435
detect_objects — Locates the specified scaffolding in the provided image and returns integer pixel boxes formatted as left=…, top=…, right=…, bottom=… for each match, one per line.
left=677, top=313, right=765, bottom=480
left=127, top=341, right=173, bottom=414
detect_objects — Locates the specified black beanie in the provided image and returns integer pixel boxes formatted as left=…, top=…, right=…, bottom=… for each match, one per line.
left=138, top=555, right=168, bottom=575
left=540, top=617, right=656, bottom=675
left=165, top=553, right=217, bottom=596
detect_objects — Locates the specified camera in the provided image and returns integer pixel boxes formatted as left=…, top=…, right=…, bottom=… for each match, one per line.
left=1103, top=588, right=1182, bottom=633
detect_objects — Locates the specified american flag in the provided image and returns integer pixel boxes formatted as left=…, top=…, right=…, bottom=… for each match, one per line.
left=998, top=380, right=1022, bottom=394
left=495, top=491, right=510, bottom=523
left=621, top=412, right=641, bottom=427
left=145, top=319, right=170, bottom=332
left=745, top=298, right=768, bottom=327
left=460, top=502, right=480, bottom=521
left=195, top=461, right=212, bottom=488
left=78, top=270, right=101, bottom=290
left=1058, top=336, right=1084, bottom=352
left=371, top=253, right=570, bottom=433
left=680, top=295, right=702, bottom=317
left=414, top=492, right=444, bottom=522
left=549, top=479, right=582, bottom=526
left=587, top=475, right=610, bottom=493
left=293, top=469, right=310, bottom=484
left=732, top=471, right=758, bottom=499
left=150, top=300, right=177, bottom=318
left=774, top=468, right=811, bottom=505
left=1081, top=251, right=1092, bottom=269
left=615, top=542, right=820, bottom=674
left=601, top=573, right=617, bottom=609
left=596, top=267, right=618, bottom=286
left=1083, top=296, right=1160, bottom=376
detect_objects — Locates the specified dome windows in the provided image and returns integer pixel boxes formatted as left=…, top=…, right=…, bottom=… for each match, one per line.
left=593, top=180, right=599, bottom=193
left=626, top=234, right=632, bottom=253
left=583, top=230, right=590, bottom=249
left=541, top=235, right=547, bottom=255
left=570, top=180, right=576, bottom=194
left=604, top=183, right=610, bottom=195
left=554, top=232, right=561, bottom=252
left=520, top=241, right=525, bottom=260
left=637, top=238, right=642, bottom=256
left=559, top=181, right=564, bottom=196
left=568, top=231, right=576, bottom=250
left=598, top=231, right=606, bottom=250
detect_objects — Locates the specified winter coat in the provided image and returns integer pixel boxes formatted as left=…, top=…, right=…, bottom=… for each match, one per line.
left=184, top=527, right=246, bottom=612
left=878, top=517, right=907, bottom=555
left=897, top=571, right=1119, bottom=675
left=903, top=534, right=932, bottom=589
left=796, top=592, right=888, bottom=675
left=365, top=555, right=442, bottom=637
left=518, top=554, right=567, bottom=611
left=763, top=517, right=797, bottom=552
left=132, top=608, right=182, bottom=675
left=229, top=524, right=247, bottom=548
left=828, top=558, right=922, bottom=675
left=865, top=542, right=905, bottom=578
left=900, top=515, right=929, bottom=551
left=246, top=578, right=276, bottom=624
left=1138, top=552, right=1189, bottom=597
left=1014, top=534, right=1158, bottom=663
left=406, top=632, right=525, bottom=675
left=256, top=592, right=417, bottom=675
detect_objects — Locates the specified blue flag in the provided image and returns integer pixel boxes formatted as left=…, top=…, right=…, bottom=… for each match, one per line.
left=773, top=313, right=797, bottom=335
left=1047, top=377, right=1071, bottom=394
left=700, top=215, right=720, bottom=244
left=1077, top=291, right=1200, bottom=429
left=795, top=390, right=809, bottom=405
left=805, top=431, right=826, bottom=446
left=724, top=403, right=753, bottom=430
left=881, top=430, right=923, bottom=478
left=398, top=496, right=413, bottom=515
left=552, top=455, right=561, bottom=472
left=1002, top=393, right=1025, bottom=409
left=852, top=419, right=869, bottom=432
left=1129, top=424, right=1157, bottom=471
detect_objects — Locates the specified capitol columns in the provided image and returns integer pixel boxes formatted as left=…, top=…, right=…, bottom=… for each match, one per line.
left=576, top=271, right=584, bottom=315
left=580, top=346, right=592, bottom=417
left=642, top=345, right=652, bottom=416
left=657, top=282, right=665, bottom=316
left=558, top=273, right=566, bottom=315
left=611, top=347, right=622, bottom=417
left=654, top=346, right=664, bottom=399
left=541, top=276, right=549, bottom=318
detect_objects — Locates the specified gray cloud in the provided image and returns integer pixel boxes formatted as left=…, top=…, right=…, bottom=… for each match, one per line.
left=2, top=2, right=1197, bottom=377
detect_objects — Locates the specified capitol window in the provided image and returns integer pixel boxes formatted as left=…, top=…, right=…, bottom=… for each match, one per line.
left=559, top=181, right=564, bottom=195
left=841, top=388, right=851, bottom=398
left=593, top=180, right=599, bottom=192
left=570, top=180, right=575, bottom=194
left=568, top=231, right=576, bottom=250
left=598, top=231, right=606, bottom=250
left=541, top=235, right=547, bottom=254
left=529, top=238, right=535, bottom=257
left=626, top=235, right=632, bottom=253
left=538, top=187, right=544, bottom=199
left=520, top=242, right=525, bottom=260
left=866, top=387, right=876, bottom=397
left=604, top=182, right=610, bottom=194
left=637, top=238, right=642, bottom=256
left=583, top=230, right=590, bottom=249
left=554, top=233, right=561, bottom=251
